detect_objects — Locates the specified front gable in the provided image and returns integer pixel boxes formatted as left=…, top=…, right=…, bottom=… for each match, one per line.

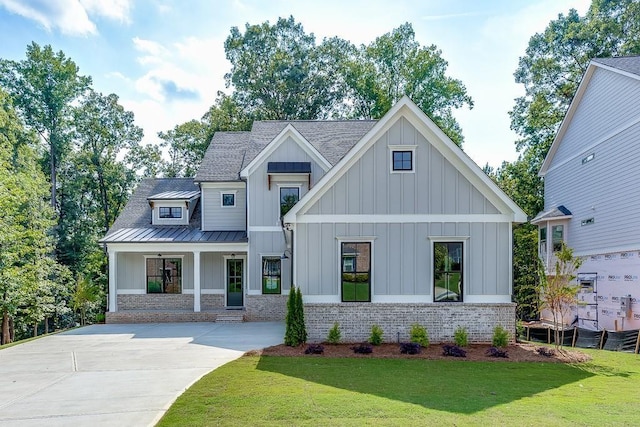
left=284, top=96, right=526, bottom=223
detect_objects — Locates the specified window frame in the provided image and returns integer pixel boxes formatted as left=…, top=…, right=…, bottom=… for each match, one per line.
left=552, top=225, right=564, bottom=252
left=389, top=145, right=417, bottom=174
left=340, top=241, right=372, bottom=302
left=221, top=191, right=236, bottom=208
left=145, top=256, right=183, bottom=294
left=279, top=186, right=300, bottom=217
left=261, top=256, right=282, bottom=294
left=430, top=238, right=466, bottom=303
left=158, top=206, right=182, bottom=219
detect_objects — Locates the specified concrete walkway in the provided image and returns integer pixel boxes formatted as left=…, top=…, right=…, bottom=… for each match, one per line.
left=0, top=322, right=284, bottom=426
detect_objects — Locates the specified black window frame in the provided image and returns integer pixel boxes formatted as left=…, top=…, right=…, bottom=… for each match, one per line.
left=341, top=242, right=371, bottom=302
left=221, top=192, right=235, bottom=207
left=280, top=187, right=300, bottom=216
left=146, top=257, right=182, bottom=294
left=158, top=206, right=182, bottom=219
left=392, top=150, right=413, bottom=171
left=433, top=242, right=463, bottom=302
left=261, top=257, right=282, bottom=294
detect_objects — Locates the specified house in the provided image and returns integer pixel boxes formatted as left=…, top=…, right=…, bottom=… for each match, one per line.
left=102, top=96, right=527, bottom=342
left=533, top=56, right=640, bottom=332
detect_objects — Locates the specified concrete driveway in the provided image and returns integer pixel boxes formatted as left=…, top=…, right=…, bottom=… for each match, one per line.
left=0, top=322, right=284, bottom=426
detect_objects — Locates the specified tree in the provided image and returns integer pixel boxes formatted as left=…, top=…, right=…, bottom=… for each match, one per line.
left=225, top=16, right=342, bottom=120
left=538, top=244, right=582, bottom=349
left=341, top=23, right=473, bottom=145
left=284, top=285, right=307, bottom=346
left=0, top=42, right=91, bottom=211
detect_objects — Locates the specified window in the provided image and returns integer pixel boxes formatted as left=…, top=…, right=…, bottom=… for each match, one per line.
left=392, top=150, right=413, bottom=171
left=552, top=225, right=564, bottom=252
left=280, top=187, right=299, bottom=216
left=262, top=257, right=281, bottom=294
left=146, top=258, right=182, bottom=293
left=221, top=192, right=235, bottom=207
left=159, top=207, right=182, bottom=219
left=539, top=227, right=547, bottom=255
left=434, top=242, right=462, bottom=302
left=341, top=242, right=371, bottom=302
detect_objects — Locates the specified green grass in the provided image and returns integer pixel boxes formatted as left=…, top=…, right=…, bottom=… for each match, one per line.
left=158, top=348, right=640, bottom=426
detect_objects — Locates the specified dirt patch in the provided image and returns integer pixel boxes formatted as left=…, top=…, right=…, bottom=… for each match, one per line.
left=258, top=342, right=591, bottom=363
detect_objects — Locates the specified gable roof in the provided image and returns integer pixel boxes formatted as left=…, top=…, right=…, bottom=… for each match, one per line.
left=195, top=120, right=377, bottom=182
left=283, top=96, right=528, bottom=223
left=531, top=205, right=573, bottom=224
left=539, top=56, right=640, bottom=176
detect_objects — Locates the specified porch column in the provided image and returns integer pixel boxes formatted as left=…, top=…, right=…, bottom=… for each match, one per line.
left=108, top=250, right=117, bottom=312
left=193, top=250, right=201, bottom=312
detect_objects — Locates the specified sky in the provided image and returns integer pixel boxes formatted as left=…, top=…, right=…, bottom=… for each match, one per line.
left=0, top=0, right=591, bottom=169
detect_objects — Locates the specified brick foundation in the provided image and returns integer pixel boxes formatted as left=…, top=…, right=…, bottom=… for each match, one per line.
left=202, top=294, right=225, bottom=310
left=106, top=311, right=218, bottom=323
left=304, top=303, right=516, bottom=343
left=245, top=294, right=288, bottom=321
left=118, top=294, right=194, bottom=310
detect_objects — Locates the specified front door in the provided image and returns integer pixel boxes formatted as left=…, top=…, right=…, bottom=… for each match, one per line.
left=226, top=259, right=244, bottom=307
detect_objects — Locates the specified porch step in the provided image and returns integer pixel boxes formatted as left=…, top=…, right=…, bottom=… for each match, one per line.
left=216, top=312, right=245, bottom=323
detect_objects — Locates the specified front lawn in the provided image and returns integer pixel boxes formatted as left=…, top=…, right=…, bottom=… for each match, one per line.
left=158, top=348, right=640, bottom=426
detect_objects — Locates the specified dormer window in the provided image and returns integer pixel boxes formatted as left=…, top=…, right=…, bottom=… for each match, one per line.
left=159, top=207, right=182, bottom=219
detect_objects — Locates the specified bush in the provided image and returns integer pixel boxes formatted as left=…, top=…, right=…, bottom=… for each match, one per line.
left=536, top=347, right=555, bottom=357
left=442, top=344, right=467, bottom=357
left=409, top=323, right=429, bottom=347
left=454, top=326, right=468, bottom=347
left=369, top=324, right=384, bottom=345
left=486, top=347, right=509, bottom=358
left=327, top=322, right=341, bottom=344
left=351, top=343, right=373, bottom=354
left=284, top=286, right=307, bottom=346
left=492, top=326, right=510, bottom=348
left=304, top=344, right=324, bottom=354
left=400, top=342, right=422, bottom=355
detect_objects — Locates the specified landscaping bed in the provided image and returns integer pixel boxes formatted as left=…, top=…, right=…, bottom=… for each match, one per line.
left=258, top=342, right=590, bottom=363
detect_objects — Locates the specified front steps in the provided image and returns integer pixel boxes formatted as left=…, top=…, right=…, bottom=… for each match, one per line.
left=106, top=309, right=245, bottom=323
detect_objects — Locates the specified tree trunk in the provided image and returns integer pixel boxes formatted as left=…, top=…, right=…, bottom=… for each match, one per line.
left=33, top=322, right=38, bottom=337
left=45, top=317, right=49, bottom=334
left=1, top=310, right=11, bottom=345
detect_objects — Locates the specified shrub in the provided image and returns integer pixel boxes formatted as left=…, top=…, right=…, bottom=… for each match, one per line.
left=486, top=347, right=509, bottom=358
left=516, top=320, right=525, bottom=342
left=400, top=342, right=422, bottom=355
left=536, top=347, right=555, bottom=357
left=351, top=343, right=373, bottom=354
left=492, top=326, right=510, bottom=348
left=369, top=324, right=384, bottom=345
left=284, top=286, right=307, bottom=346
left=304, top=344, right=324, bottom=354
left=442, top=344, right=467, bottom=357
left=327, top=322, right=341, bottom=344
left=454, top=326, right=468, bottom=347
left=409, top=323, right=429, bottom=347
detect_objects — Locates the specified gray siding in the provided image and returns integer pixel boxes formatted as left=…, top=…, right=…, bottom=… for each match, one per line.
left=202, top=187, right=246, bottom=231
left=306, top=117, right=500, bottom=215
left=551, top=68, right=640, bottom=167
left=247, top=136, right=327, bottom=227
left=545, top=120, right=640, bottom=253
left=248, top=231, right=291, bottom=292
left=296, top=222, right=511, bottom=297
left=201, top=253, right=224, bottom=290
left=116, top=252, right=193, bottom=291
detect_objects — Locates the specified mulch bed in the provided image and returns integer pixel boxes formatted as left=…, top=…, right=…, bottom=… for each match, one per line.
left=257, top=342, right=591, bottom=363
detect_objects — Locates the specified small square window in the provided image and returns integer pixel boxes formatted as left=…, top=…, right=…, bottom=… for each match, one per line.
left=222, top=193, right=235, bottom=207
left=392, top=151, right=413, bottom=171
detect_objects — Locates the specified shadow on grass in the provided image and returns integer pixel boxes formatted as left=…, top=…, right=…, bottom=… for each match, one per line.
left=256, top=356, right=594, bottom=414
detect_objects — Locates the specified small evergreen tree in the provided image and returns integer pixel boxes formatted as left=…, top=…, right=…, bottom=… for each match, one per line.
left=284, top=285, right=307, bottom=346
left=369, top=324, right=384, bottom=345
left=409, top=323, right=429, bottom=347
left=454, top=326, right=468, bottom=347
left=295, top=286, right=307, bottom=344
left=327, top=322, right=341, bottom=344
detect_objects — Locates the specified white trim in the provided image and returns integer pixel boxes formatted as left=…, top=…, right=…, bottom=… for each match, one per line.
left=304, top=295, right=341, bottom=303
left=372, top=295, right=431, bottom=303
left=249, top=226, right=283, bottom=232
left=464, top=295, right=512, bottom=303
left=193, top=250, right=201, bottom=312
left=183, top=289, right=194, bottom=294
left=298, top=214, right=514, bottom=223
left=223, top=254, right=247, bottom=308
left=337, top=237, right=375, bottom=302
left=221, top=190, right=237, bottom=208
left=283, top=96, right=527, bottom=223
left=201, top=289, right=224, bottom=294
left=117, top=289, right=146, bottom=295
left=278, top=184, right=302, bottom=221
left=247, top=289, right=262, bottom=295
left=142, top=254, right=185, bottom=295
left=389, top=145, right=417, bottom=174
left=260, top=253, right=284, bottom=295
left=108, top=251, right=117, bottom=312
left=106, top=242, right=248, bottom=253
left=240, top=124, right=331, bottom=177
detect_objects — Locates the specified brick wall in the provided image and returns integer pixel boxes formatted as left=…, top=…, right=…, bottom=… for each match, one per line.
left=202, top=294, right=224, bottom=310
left=118, top=294, right=193, bottom=310
left=245, top=294, right=288, bottom=321
left=106, top=311, right=217, bottom=323
left=304, top=303, right=516, bottom=343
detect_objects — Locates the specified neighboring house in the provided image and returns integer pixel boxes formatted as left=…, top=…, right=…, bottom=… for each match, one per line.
left=102, top=96, right=527, bottom=342
left=533, top=56, right=640, bottom=332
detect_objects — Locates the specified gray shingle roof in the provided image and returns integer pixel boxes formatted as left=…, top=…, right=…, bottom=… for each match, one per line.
left=531, top=205, right=573, bottom=224
left=102, top=178, right=246, bottom=243
left=593, top=56, right=640, bottom=76
left=195, top=120, right=377, bottom=182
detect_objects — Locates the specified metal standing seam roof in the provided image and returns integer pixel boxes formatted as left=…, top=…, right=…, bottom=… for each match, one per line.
left=147, top=190, right=200, bottom=200
left=101, top=228, right=247, bottom=243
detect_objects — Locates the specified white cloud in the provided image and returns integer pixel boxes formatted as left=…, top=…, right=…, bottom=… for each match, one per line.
left=0, top=0, right=132, bottom=35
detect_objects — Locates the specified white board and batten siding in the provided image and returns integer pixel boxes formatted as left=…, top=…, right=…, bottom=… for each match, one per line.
left=544, top=67, right=640, bottom=255
left=201, top=182, right=246, bottom=231
left=295, top=116, right=513, bottom=302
